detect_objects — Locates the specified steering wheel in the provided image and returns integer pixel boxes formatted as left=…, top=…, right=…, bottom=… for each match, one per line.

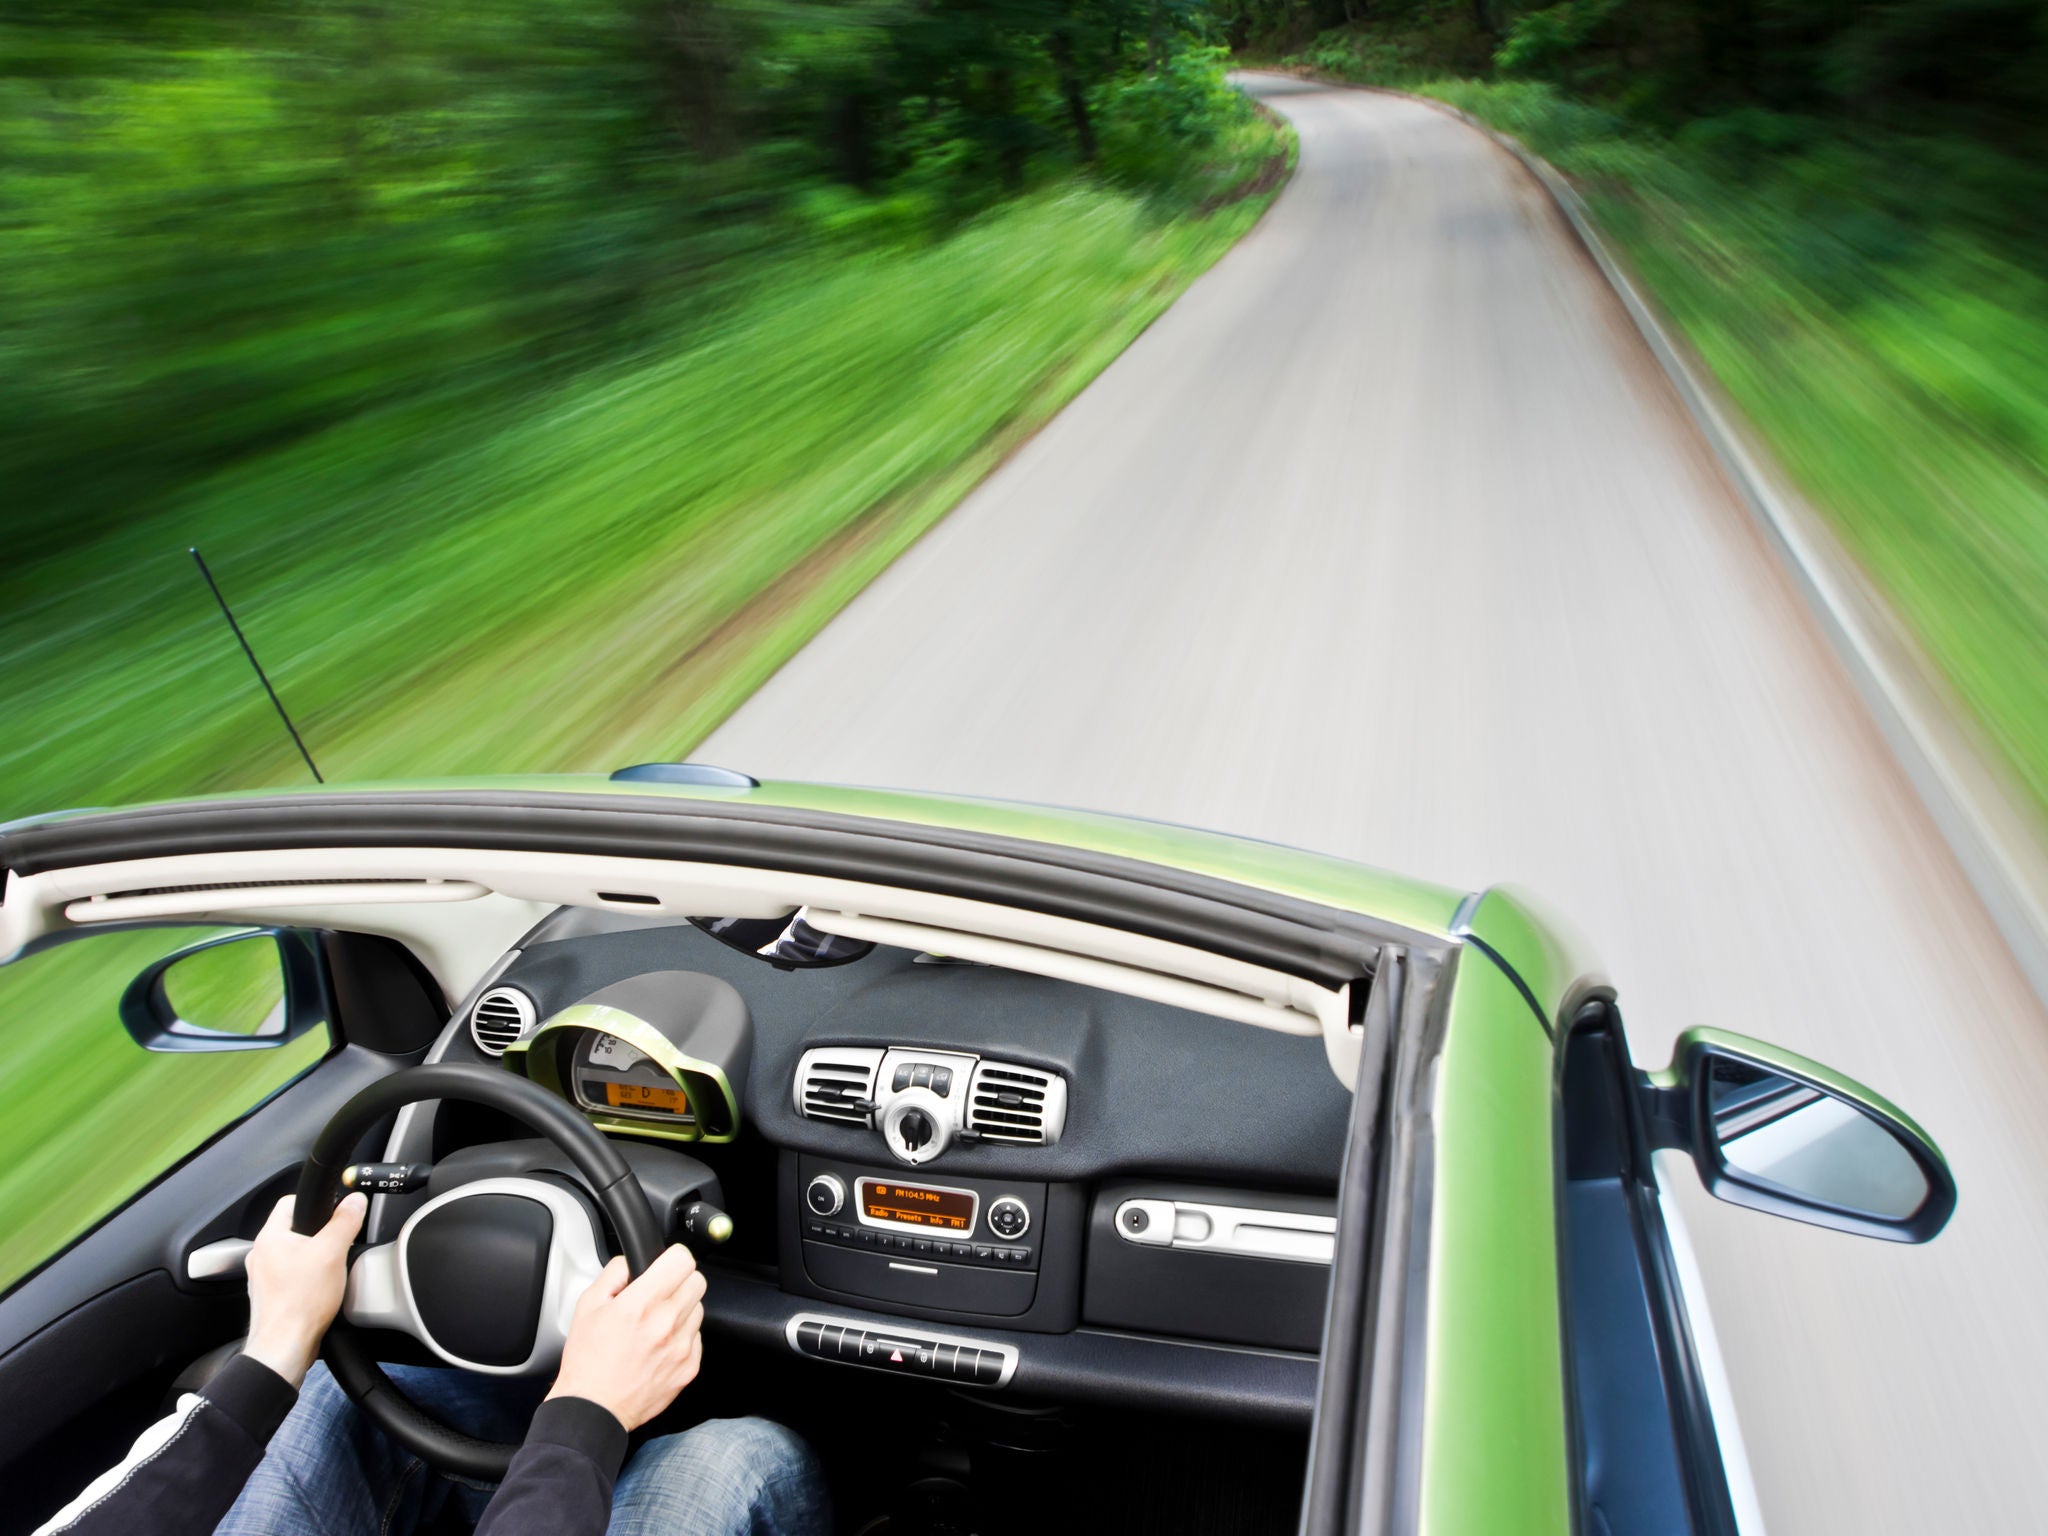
left=293, top=1064, right=662, bottom=1480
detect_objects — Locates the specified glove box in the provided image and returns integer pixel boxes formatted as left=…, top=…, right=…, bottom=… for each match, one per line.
left=1082, top=1180, right=1337, bottom=1353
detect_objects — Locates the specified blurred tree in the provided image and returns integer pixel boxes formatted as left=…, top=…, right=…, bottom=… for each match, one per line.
left=0, top=0, right=1238, bottom=566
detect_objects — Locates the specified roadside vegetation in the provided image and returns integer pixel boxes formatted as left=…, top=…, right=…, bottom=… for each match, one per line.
left=0, top=0, right=1289, bottom=1292
left=0, top=0, right=1288, bottom=819
left=1237, top=0, right=2048, bottom=819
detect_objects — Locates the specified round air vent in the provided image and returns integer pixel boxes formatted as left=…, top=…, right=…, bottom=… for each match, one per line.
left=469, top=986, right=536, bottom=1056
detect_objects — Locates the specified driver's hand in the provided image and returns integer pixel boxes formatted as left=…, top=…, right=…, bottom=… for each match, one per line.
left=243, top=1192, right=368, bottom=1389
left=547, top=1245, right=707, bottom=1431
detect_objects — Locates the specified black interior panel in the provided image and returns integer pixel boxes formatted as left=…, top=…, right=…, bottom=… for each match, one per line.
left=506, top=919, right=1354, bottom=1188
left=703, top=1266, right=1320, bottom=1425
left=0, top=1272, right=242, bottom=1535
left=1082, top=1181, right=1334, bottom=1351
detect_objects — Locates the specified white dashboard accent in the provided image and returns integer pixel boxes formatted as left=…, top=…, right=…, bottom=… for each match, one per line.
left=793, top=1046, right=884, bottom=1126
left=185, top=1237, right=253, bottom=1281
left=783, top=1311, right=1019, bottom=1387
left=1113, top=1197, right=1336, bottom=1265
left=964, top=1061, right=1067, bottom=1145
left=63, top=879, right=489, bottom=923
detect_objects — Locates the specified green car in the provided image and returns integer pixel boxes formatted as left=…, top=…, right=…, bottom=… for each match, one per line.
left=0, top=771, right=1954, bottom=1536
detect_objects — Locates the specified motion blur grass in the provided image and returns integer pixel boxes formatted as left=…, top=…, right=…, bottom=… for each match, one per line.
left=0, top=74, right=1287, bottom=1291
left=0, top=150, right=1287, bottom=821
left=1270, top=14, right=2048, bottom=821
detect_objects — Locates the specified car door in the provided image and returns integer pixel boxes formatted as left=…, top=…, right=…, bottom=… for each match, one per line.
left=0, top=923, right=447, bottom=1536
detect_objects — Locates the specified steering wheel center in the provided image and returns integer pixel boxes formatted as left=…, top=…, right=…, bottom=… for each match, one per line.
left=408, top=1190, right=555, bottom=1368
left=344, top=1176, right=607, bottom=1375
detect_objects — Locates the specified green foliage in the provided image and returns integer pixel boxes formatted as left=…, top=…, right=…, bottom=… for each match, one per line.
left=0, top=59, right=1290, bottom=1281
left=1095, top=44, right=1258, bottom=192
left=1495, top=0, right=1623, bottom=81
left=0, top=0, right=1260, bottom=568
left=0, top=146, right=1289, bottom=823
left=1244, top=1, right=1497, bottom=80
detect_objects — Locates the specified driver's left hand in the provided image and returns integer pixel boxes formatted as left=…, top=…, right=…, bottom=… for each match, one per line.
left=242, top=1191, right=368, bottom=1388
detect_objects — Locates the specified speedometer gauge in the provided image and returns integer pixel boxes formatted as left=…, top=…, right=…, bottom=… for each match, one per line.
left=571, top=1031, right=694, bottom=1127
left=498, top=974, right=749, bottom=1144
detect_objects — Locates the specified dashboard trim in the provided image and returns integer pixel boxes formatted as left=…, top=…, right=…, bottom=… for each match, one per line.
left=503, top=1004, right=740, bottom=1144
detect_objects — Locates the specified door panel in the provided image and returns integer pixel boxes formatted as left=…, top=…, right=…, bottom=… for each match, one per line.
left=0, top=1044, right=410, bottom=1531
left=0, top=925, right=329, bottom=1293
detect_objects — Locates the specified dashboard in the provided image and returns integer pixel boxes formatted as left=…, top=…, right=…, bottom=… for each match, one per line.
left=397, top=909, right=1354, bottom=1424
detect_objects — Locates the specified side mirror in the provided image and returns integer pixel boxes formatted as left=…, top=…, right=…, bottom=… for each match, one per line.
left=1641, top=1026, right=1955, bottom=1243
left=119, top=929, right=325, bottom=1053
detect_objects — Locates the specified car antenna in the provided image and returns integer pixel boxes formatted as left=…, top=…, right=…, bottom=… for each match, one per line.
left=189, top=546, right=324, bottom=783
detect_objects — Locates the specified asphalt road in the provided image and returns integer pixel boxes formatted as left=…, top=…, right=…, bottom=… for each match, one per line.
left=703, top=75, right=2048, bottom=1531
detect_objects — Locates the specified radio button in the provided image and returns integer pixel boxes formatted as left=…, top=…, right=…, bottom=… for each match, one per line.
left=987, top=1197, right=1030, bottom=1240
left=972, top=1244, right=993, bottom=1260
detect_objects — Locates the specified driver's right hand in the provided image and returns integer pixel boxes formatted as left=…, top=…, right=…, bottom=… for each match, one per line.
left=545, top=1245, right=708, bottom=1431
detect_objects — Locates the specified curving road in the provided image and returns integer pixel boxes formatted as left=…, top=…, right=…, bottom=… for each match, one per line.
left=703, top=75, right=2048, bottom=1531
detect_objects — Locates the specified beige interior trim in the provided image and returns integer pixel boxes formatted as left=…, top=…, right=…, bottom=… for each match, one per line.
left=804, top=908, right=1326, bottom=1037
left=3, top=844, right=1369, bottom=1085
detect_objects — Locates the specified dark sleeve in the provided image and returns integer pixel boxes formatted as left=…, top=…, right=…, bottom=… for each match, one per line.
left=31, top=1354, right=299, bottom=1536
left=472, top=1397, right=629, bottom=1536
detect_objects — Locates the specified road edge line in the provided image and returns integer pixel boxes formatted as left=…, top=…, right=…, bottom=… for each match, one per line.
left=1270, top=70, right=2048, bottom=1014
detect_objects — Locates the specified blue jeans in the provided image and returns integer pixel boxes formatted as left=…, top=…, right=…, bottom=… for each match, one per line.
left=215, top=1364, right=829, bottom=1536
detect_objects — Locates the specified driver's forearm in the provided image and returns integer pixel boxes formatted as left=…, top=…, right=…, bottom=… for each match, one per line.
left=29, top=1356, right=298, bottom=1536
left=472, top=1397, right=629, bottom=1536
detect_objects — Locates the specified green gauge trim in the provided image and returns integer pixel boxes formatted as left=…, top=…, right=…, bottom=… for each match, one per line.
left=502, top=1003, right=741, bottom=1145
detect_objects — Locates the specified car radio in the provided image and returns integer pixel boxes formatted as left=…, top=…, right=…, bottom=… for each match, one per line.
left=801, top=1168, right=1038, bottom=1271
left=787, top=1154, right=1056, bottom=1320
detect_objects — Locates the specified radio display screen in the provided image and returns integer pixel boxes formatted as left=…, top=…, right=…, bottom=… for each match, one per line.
left=859, top=1179, right=975, bottom=1231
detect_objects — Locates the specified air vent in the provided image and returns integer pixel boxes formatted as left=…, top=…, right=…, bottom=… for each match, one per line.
left=794, top=1046, right=884, bottom=1127
left=966, top=1062, right=1068, bottom=1146
left=469, top=986, right=537, bottom=1056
